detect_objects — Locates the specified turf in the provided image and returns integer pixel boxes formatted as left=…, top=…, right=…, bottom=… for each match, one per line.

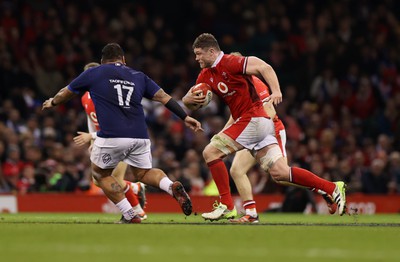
left=1, top=213, right=399, bottom=262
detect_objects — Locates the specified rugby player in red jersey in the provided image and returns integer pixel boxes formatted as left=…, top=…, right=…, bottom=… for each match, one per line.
left=183, top=34, right=346, bottom=221
left=228, top=53, right=337, bottom=223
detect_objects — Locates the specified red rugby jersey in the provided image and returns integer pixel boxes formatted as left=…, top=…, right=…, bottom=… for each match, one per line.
left=196, top=52, right=267, bottom=120
left=81, top=91, right=100, bottom=131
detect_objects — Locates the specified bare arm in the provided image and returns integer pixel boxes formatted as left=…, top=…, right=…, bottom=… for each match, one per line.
left=42, top=87, right=77, bottom=109
left=151, top=88, right=172, bottom=104
left=245, top=56, right=282, bottom=105
left=152, top=88, right=203, bottom=132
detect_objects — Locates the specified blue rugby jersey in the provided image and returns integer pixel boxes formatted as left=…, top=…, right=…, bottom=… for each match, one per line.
left=68, top=63, right=160, bottom=138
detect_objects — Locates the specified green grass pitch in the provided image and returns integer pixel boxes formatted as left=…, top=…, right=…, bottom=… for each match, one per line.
left=1, top=213, right=399, bottom=262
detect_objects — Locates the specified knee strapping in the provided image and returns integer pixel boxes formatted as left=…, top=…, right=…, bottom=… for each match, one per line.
left=259, top=146, right=283, bottom=172
left=210, top=134, right=238, bottom=155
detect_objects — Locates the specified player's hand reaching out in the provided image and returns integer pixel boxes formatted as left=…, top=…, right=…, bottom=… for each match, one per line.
left=73, top=131, right=93, bottom=146
left=42, top=98, right=55, bottom=110
left=184, top=116, right=203, bottom=132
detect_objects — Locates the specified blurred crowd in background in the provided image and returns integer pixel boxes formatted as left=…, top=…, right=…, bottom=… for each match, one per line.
left=1, top=0, right=400, bottom=196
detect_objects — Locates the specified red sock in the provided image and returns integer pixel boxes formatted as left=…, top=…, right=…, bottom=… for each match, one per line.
left=291, top=167, right=336, bottom=195
left=124, top=181, right=140, bottom=207
left=243, top=200, right=256, bottom=210
left=207, top=159, right=234, bottom=210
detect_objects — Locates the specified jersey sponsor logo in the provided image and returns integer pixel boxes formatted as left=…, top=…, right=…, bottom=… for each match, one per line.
left=222, top=72, right=228, bottom=80
left=223, top=90, right=237, bottom=98
left=217, top=82, right=229, bottom=94
left=102, top=153, right=112, bottom=164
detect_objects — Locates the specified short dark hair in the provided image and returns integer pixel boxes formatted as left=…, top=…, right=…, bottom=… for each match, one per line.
left=192, top=33, right=220, bottom=51
left=101, top=43, right=124, bottom=62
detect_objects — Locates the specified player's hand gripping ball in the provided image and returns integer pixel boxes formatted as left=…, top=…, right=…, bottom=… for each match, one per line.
left=191, top=83, right=213, bottom=109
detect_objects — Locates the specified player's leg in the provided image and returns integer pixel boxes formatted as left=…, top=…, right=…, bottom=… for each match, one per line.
left=201, top=132, right=244, bottom=221
left=91, top=163, right=141, bottom=224
left=272, top=124, right=337, bottom=214
left=131, top=166, right=192, bottom=216
left=228, top=118, right=284, bottom=223
left=92, top=160, right=146, bottom=220
left=111, top=162, right=146, bottom=220
left=130, top=182, right=147, bottom=209
left=90, top=137, right=144, bottom=223
left=229, top=149, right=259, bottom=223
left=112, top=163, right=147, bottom=209
left=255, top=144, right=347, bottom=215
left=202, top=115, right=275, bottom=221
left=91, top=164, right=122, bottom=203
left=124, top=138, right=191, bottom=216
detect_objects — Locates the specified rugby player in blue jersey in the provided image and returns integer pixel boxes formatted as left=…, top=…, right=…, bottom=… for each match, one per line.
left=42, top=43, right=202, bottom=223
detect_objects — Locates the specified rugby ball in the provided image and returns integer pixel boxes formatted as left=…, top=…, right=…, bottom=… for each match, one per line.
left=191, top=83, right=213, bottom=109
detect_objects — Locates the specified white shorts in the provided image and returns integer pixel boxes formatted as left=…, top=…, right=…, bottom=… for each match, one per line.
left=91, top=137, right=152, bottom=169
left=224, top=116, right=277, bottom=151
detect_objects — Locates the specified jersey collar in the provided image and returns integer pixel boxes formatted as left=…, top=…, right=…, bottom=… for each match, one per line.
left=211, top=51, right=224, bottom=68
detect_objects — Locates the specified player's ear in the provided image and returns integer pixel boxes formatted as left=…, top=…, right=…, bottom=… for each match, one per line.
left=122, top=56, right=126, bottom=65
left=209, top=47, right=218, bottom=56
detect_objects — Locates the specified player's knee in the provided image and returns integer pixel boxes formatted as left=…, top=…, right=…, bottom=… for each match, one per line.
left=202, top=145, right=212, bottom=161
left=268, top=168, right=286, bottom=182
left=268, top=159, right=290, bottom=182
left=259, top=146, right=285, bottom=179
left=204, top=134, right=234, bottom=162
left=91, top=166, right=110, bottom=181
left=133, top=168, right=147, bottom=181
left=202, top=144, right=222, bottom=163
left=230, top=164, right=242, bottom=179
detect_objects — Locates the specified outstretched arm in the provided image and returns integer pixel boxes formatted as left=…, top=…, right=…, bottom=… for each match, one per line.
left=42, top=87, right=77, bottom=109
left=245, top=56, right=282, bottom=105
left=152, top=88, right=203, bottom=132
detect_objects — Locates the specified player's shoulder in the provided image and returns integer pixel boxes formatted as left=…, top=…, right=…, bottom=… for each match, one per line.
left=119, top=64, right=145, bottom=78
left=222, top=53, right=246, bottom=65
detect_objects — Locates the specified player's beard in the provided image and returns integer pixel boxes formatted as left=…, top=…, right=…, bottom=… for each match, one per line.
left=200, top=60, right=212, bottom=69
